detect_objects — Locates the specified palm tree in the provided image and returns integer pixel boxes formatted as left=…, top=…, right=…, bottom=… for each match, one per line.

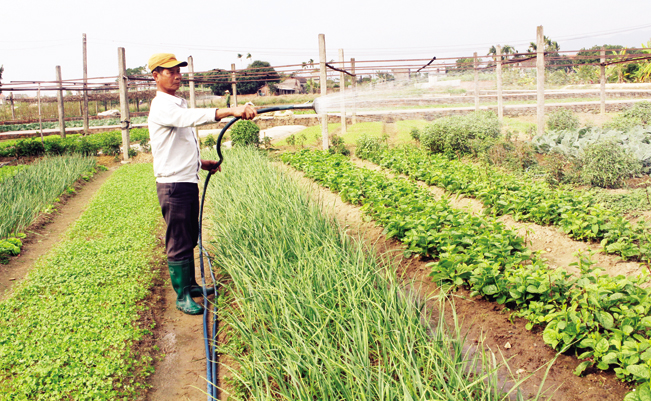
left=487, top=45, right=517, bottom=60
left=528, top=36, right=559, bottom=53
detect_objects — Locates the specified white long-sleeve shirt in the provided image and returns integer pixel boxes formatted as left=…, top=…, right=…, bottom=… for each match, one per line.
left=148, top=91, right=218, bottom=183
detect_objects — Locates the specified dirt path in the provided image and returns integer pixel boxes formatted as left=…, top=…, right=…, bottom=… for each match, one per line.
left=353, top=158, right=644, bottom=278
left=0, top=166, right=115, bottom=299
left=279, top=162, right=632, bottom=401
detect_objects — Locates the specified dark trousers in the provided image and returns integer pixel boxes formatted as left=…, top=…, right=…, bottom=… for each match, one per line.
left=156, top=182, right=199, bottom=261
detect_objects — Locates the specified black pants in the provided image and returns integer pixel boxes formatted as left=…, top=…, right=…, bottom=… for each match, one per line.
left=156, top=182, right=199, bottom=261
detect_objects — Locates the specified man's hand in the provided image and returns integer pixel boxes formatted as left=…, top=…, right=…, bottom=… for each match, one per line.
left=201, top=159, right=221, bottom=174
left=216, top=105, right=257, bottom=121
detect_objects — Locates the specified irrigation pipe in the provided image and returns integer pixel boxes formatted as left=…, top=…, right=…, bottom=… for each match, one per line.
left=197, top=100, right=320, bottom=400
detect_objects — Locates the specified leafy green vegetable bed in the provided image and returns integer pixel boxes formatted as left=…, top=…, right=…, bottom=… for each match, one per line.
left=0, top=128, right=150, bottom=158
left=205, top=147, right=514, bottom=400
left=0, top=116, right=148, bottom=133
left=282, top=149, right=651, bottom=401
left=358, top=146, right=651, bottom=265
left=0, top=163, right=160, bottom=400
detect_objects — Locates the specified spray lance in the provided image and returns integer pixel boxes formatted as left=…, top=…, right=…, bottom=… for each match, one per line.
left=197, top=98, right=323, bottom=400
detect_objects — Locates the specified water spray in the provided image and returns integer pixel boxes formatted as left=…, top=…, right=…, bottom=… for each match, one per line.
left=197, top=98, right=322, bottom=400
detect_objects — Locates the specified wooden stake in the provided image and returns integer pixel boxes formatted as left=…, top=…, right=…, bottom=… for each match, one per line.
left=536, top=25, right=545, bottom=137
left=496, top=45, right=503, bottom=121
left=319, top=33, right=329, bottom=150
left=56, top=65, right=66, bottom=138
left=118, top=47, right=131, bottom=163
left=339, top=49, right=347, bottom=135
left=82, top=33, right=90, bottom=135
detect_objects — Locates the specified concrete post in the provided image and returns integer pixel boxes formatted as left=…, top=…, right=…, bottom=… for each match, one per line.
left=474, top=52, right=479, bottom=111
left=37, top=84, right=44, bottom=144
left=231, top=64, right=238, bottom=107
left=496, top=45, right=503, bottom=121
left=188, top=56, right=196, bottom=109
left=338, top=49, right=347, bottom=135
left=536, top=25, right=545, bottom=136
left=82, top=33, right=90, bottom=135
left=351, top=57, right=357, bottom=125
left=118, top=47, right=131, bottom=163
left=319, top=33, right=329, bottom=150
left=8, top=93, right=15, bottom=120
left=56, top=65, right=66, bottom=138
left=600, top=48, right=606, bottom=116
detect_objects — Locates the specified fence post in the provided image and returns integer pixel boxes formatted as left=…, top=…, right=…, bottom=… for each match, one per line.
left=338, top=49, right=347, bottom=135
left=8, top=93, right=15, bottom=120
left=319, top=33, right=329, bottom=150
left=231, top=64, right=238, bottom=107
left=37, top=84, right=44, bottom=144
left=474, top=52, right=479, bottom=111
left=82, top=33, right=89, bottom=135
left=188, top=56, right=196, bottom=109
left=600, top=48, right=606, bottom=116
left=496, top=45, right=503, bottom=121
left=117, top=47, right=131, bottom=163
left=351, top=57, right=357, bottom=125
left=536, top=25, right=545, bottom=137
left=56, top=65, right=66, bottom=138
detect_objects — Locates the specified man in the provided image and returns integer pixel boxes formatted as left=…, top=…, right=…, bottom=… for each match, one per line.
left=147, top=53, right=256, bottom=315
left=224, top=90, right=231, bottom=108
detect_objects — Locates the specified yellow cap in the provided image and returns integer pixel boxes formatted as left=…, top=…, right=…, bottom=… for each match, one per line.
left=148, top=53, right=188, bottom=72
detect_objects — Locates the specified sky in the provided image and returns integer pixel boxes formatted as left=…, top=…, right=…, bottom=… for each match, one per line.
left=2, top=0, right=651, bottom=94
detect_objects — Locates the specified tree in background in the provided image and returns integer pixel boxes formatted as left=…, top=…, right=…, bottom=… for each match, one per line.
left=207, top=61, right=281, bottom=96
left=487, top=45, right=517, bottom=60
left=575, top=45, right=624, bottom=65
left=454, top=57, right=474, bottom=72
left=126, top=65, right=148, bottom=76
left=0, top=65, right=3, bottom=94
left=237, top=60, right=281, bottom=95
left=633, top=40, right=651, bottom=82
left=527, top=36, right=559, bottom=53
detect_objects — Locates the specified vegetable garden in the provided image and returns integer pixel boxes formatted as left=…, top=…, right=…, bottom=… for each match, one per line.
left=0, top=100, right=650, bottom=400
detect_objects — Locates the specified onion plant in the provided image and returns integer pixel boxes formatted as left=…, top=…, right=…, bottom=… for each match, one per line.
left=203, top=147, right=534, bottom=400
left=0, top=155, right=98, bottom=239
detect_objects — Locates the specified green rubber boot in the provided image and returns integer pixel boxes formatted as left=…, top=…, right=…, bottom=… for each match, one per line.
left=187, top=258, right=215, bottom=297
left=168, top=259, right=203, bottom=315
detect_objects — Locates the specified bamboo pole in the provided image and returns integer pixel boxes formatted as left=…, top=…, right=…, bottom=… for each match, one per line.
left=319, top=33, right=329, bottom=150
left=188, top=56, right=196, bottom=109
left=9, top=93, right=15, bottom=120
left=118, top=47, right=131, bottom=163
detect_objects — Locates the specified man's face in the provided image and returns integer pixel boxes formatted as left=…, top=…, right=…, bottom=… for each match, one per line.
left=153, top=66, right=182, bottom=95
